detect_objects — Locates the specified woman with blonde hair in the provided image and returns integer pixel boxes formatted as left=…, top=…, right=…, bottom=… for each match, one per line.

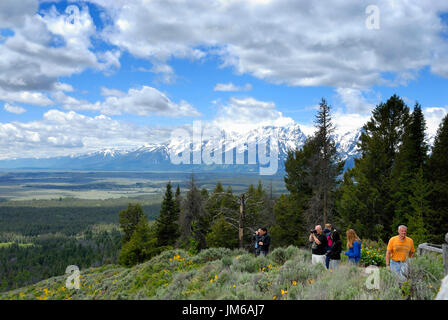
left=344, top=229, right=361, bottom=265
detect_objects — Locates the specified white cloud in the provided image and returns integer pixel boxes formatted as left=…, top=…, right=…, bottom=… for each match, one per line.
left=54, top=86, right=201, bottom=117
left=0, top=109, right=173, bottom=159
left=0, top=3, right=120, bottom=107
left=93, top=0, right=448, bottom=88
left=0, top=0, right=37, bottom=29
left=4, top=103, right=26, bottom=114
left=423, top=106, right=448, bottom=139
left=214, top=82, right=252, bottom=92
left=213, top=97, right=294, bottom=133
left=332, top=112, right=371, bottom=136
left=0, top=89, right=53, bottom=106
left=100, top=87, right=126, bottom=98
left=336, top=88, right=377, bottom=114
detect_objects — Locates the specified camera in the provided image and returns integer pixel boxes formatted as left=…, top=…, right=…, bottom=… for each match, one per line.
left=310, top=229, right=317, bottom=234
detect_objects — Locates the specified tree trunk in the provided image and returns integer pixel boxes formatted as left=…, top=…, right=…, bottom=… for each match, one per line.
left=239, top=194, right=245, bottom=249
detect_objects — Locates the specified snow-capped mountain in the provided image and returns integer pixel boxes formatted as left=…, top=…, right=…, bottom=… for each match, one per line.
left=0, top=124, right=361, bottom=173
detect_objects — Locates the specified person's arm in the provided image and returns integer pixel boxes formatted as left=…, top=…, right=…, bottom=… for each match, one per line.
left=345, top=247, right=353, bottom=257
left=313, top=234, right=321, bottom=245
left=386, top=238, right=393, bottom=267
left=386, top=250, right=391, bottom=267
left=409, top=239, right=415, bottom=258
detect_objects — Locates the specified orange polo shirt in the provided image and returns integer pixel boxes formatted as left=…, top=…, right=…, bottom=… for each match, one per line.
left=387, top=235, right=415, bottom=262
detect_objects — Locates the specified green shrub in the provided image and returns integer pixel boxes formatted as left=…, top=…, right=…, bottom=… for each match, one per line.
left=2, top=245, right=444, bottom=301
left=191, top=247, right=232, bottom=264
left=360, top=246, right=386, bottom=267
left=269, top=245, right=301, bottom=265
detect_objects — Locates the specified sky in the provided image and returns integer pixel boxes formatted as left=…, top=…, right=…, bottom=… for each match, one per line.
left=0, top=0, right=448, bottom=159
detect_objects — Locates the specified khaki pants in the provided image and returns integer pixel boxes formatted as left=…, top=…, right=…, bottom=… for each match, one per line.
left=312, top=254, right=326, bottom=266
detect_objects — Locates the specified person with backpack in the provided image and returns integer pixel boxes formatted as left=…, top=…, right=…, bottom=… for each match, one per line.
left=345, top=229, right=361, bottom=265
left=323, top=223, right=333, bottom=269
left=326, top=230, right=342, bottom=270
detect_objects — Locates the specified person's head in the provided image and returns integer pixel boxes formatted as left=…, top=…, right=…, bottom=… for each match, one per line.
left=398, top=225, right=407, bottom=239
left=257, top=228, right=262, bottom=235
left=331, top=230, right=340, bottom=242
left=325, top=223, right=332, bottom=230
left=346, top=229, right=360, bottom=249
left=261, top=227, right=268, bottom=235
left=315, top=225, right=322, bottom=234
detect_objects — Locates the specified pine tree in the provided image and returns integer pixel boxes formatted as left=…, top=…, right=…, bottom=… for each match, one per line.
left=391, top=103, right=428, bottom=230
left=206, top=183, right=238, bottom=224
left=245, top=182, right=267, bottom=233
left=175, top=184, right=182, bottom=215
left=307, top=98, right=345, bottom=226
left=118, top=203, right=145, bottom=243
left=270, top=194, right=306, bottom=247
left=118, top=218, right=159, bottom=267
left=427, top=115, right=448, bottom=243
left=283, top=137, right=314, bottom=228
left=205, top=216, right=239, bottom=249
left=406, top=167, right=431, bottom=246
left=155, top=182, right=180, bottom=247
left=338, top=94, right=410, bottom=241
left=178, top=175, right=209, bottom=251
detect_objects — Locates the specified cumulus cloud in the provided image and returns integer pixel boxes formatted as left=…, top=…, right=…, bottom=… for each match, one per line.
left=0, top=3, right=120, bottom=106
left=214, top=82, right=252, bottom=92
left=92, top=0, right=448, bottom=88
left=0, top=89, right=53, bottom=106
left=0, top=109, right=173, bottom=159
left=4, top=103, right=26, bottom=114
left=423, top=106, right=448, bottom=140
left=213, top=97, right=294, bottom=133
left=0, top=0, right=38, bottom=29
left=55, top=86, right=201, bottom=117
left=336, top=88, right=377, bottom=114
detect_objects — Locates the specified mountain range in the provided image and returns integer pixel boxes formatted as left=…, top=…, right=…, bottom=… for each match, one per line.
left=0, top=124, right=362, bottom=174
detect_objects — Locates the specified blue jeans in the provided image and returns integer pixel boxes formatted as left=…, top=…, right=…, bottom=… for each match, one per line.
left=348, top=258, right=359, bottom=266
left=390, top=260, right=408, bottom=281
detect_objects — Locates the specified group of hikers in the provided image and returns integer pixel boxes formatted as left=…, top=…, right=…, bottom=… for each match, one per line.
left=252, top=224, right=416, bottom=281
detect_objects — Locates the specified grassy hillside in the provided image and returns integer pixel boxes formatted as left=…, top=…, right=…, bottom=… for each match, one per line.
left=0, top=246, right=444, bottom=300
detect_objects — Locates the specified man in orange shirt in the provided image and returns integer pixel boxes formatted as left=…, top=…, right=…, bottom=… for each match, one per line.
left=386, top=225, right=415, bottom=281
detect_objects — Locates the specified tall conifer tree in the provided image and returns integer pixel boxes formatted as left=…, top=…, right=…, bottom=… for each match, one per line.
left=427, top=115, right=448, bottom=243
left=155, top=182, right=180, bottom=247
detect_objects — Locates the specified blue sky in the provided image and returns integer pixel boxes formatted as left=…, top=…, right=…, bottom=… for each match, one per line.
left=0, top=0, right=448, bottom=159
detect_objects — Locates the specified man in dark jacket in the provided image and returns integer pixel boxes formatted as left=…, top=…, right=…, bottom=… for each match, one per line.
left=258, top=227, right=271, bottom=256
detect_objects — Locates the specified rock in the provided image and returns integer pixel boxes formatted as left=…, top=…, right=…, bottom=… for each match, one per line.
left=436, top=275, right=448, bottom=300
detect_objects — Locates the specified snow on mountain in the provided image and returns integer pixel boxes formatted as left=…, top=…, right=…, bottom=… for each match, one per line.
left=0, top=124, right=362, bottom=172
